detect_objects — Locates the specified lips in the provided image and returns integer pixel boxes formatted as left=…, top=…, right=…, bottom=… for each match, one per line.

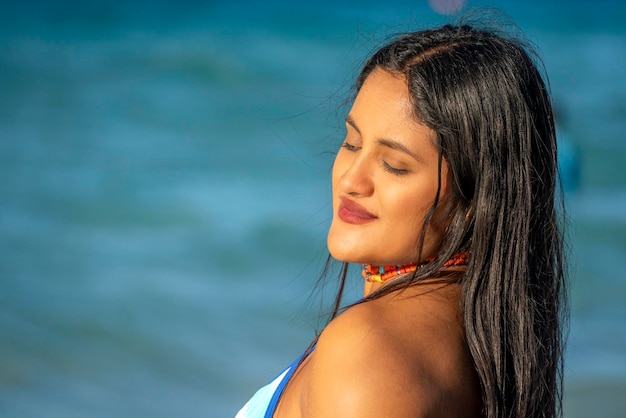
left=338, top=197, right=377, bottom=224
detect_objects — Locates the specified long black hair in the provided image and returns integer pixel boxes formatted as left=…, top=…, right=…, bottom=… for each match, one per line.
left=322, top=23, right=567, bottom=418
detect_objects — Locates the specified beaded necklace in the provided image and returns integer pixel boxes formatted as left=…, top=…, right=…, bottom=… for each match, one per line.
left=362, top=252, right=469, bottom=283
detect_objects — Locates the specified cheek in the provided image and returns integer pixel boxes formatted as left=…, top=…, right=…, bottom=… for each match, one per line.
left=379, top=188, right=421, bottom=238
left=384, top=176, right=445, bottom=243
left=394, top=194, right=433, bottom=231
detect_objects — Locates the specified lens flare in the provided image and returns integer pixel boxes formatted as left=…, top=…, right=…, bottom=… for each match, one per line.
left=428, top=0, right=466, bottom=15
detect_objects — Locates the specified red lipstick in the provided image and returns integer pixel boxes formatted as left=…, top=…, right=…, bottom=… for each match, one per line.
left=338, top=197, right=377, bottom=224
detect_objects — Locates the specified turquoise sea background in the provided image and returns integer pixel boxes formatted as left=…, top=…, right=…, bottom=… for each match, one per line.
left=1, top=1, right=625, bottom=417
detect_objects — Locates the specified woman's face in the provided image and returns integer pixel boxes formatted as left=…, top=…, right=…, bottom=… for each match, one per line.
left=327, top=69, right=449, bottom=266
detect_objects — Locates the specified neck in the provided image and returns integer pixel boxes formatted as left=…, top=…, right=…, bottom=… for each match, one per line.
left=361, top=252, right=469, bottom=296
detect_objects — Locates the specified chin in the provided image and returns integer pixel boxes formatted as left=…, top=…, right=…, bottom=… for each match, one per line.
left=327, top=239, right=352, bottom=263
left=327, top=237, right=385, bottom=266
left=327, top=229, right=364, bottom=264
left=327, top=222, right=421, bottom=266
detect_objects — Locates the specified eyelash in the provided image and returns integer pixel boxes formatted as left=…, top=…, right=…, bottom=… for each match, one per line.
left=383, top=162, right=409, bottom=176
left=341, top=141, right=409, bottom=176
left=341, top=142, right=359, bottom=152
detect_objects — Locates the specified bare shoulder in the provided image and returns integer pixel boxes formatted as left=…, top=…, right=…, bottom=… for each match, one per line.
left=302, top=286, right=482, bottom=418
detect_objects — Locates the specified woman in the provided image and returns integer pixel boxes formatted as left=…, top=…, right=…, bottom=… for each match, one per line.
left=237, top=22, right=566, bottom=418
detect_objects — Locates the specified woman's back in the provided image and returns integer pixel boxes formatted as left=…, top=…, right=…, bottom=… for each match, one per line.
left=275, top=282, right=482, bottom=417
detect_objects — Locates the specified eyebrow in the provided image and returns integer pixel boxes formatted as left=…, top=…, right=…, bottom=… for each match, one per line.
left=345, top=114, right=421, bottom=162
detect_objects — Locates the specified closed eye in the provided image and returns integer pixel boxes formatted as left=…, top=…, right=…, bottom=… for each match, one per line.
left=341, top=141, right=360, bottom=152
left=383, top=161, right=409, bottom=176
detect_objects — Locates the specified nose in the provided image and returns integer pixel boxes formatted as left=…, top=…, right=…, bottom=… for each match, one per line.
left=335, top=152, right=374, bottom=197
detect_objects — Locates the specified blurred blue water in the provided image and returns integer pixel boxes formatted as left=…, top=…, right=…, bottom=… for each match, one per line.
left=1, top=1, right=625, bottom=417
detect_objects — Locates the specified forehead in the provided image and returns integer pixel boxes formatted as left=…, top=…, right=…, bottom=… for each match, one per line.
left=352, top=69, right=414, bottom=120
left=349, top=69, right=436, bottom=147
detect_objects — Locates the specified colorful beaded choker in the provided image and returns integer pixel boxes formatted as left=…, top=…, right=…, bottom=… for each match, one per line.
left=362, top=252, right=469, bottom=283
